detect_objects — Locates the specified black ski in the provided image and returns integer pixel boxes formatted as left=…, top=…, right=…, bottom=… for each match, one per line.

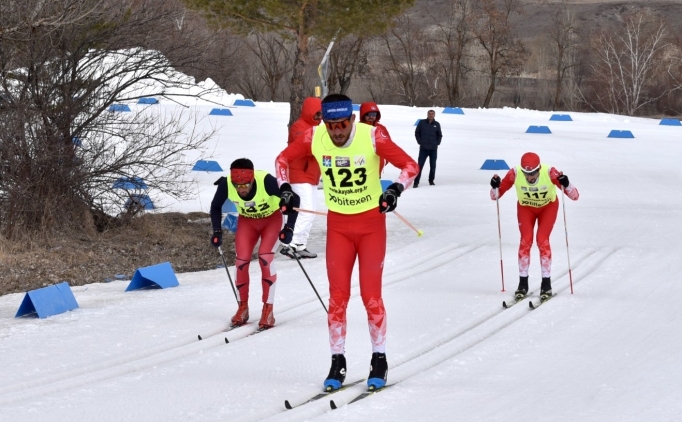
left=330, top=384, right=391, bottom=409
left=502, top=291, right=533, bottom=309
left=284, top=379, right=364, bottom=410
left=529, top=293, right=557, bottom=309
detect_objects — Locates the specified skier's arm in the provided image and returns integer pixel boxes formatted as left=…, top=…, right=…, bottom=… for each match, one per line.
left=549, top=167, right=579, bottom=200
left=490, top=168, right=516, bottom=200
left=275, top=129, right=313, bottom=186
left=374, top=126, right=419, bottom=190
left=210, top=177, right=228, bottom=232
left=264, top=174, right=298, bottom=228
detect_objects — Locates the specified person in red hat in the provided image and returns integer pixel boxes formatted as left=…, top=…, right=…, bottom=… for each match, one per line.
left=209, top=158, right=299, bottom=330
left=489, top=152, right=579, bottom=302
left=280, top=97, right=323, bottom=260
left=360, top=102, right=389, bottom=173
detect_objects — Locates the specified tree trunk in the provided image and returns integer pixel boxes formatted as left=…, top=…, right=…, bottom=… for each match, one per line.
left=483, top=75, right=496, bottom=108
left=288, top=32, right=309, bottom=126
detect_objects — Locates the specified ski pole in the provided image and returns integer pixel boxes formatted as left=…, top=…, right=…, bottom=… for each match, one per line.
left=495, top=187, right=506, bottom=292
left=218, top=246, right=239, bottom=303
left=294, top=207, right=327, bottom=216
left=393, top=211, right=424, bottom=237
left=294, top=207, right=424, bottom=237
left=290, top=248, right=328, bottom=313
left=561, top=187, right=574, bottom=294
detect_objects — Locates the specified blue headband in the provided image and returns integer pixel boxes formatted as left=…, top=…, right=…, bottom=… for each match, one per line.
left=322, top=100, right=353, bottom=120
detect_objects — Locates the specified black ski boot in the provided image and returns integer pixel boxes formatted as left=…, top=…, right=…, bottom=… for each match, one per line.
left=367, top=352, right=388, bottom=390
left=323, top=354, right=346, bottom=391
left=515, top=276, right=529, bottom=300
left=540, top=277, right=552, bottom=302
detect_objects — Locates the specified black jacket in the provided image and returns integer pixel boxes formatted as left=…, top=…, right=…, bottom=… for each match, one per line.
left=415, top=119, right=443, bottom=150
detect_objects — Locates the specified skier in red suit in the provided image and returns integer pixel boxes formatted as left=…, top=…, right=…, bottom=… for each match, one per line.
left=490, top=152, right=579, bottom=302
left=275, top=94, right=418, bottom=392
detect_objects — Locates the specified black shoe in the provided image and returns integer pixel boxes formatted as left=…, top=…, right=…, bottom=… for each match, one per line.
left=515, top=276, right=529, bottom=299
left=413, top=182, right=419, bottom=188
left=323, top=354, right=346, bottom=391
left=279, top=246, right=298, bottom=259
left=540, top=277, right=552, bottom=301
left=293, top=244, right=317, bottom=259
left=429, top=181, right=435, bottom=186
left=367, top=352, right=388, bottom=390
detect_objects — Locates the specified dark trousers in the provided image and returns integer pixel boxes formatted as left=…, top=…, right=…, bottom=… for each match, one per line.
left=415, top=148, right=437, bottom=184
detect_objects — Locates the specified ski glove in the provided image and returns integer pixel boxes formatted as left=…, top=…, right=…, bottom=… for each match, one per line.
left=211, top=230, right=222, bottom=248
left=490, top=175, right=501, bottom=189
left=557, top=174, right=569, bottom=188
left=379, top=182, right=404, bottom=213
left=279, top=183, right=300, bottom=215
left=279, top=226, right=293, bottom=245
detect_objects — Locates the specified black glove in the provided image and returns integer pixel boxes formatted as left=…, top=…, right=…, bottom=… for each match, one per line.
left=279, top=183, right=300, bottom=215
left=490, top=175, right=501, bottom=189
left=379, top=182, right=404, bottom=213
left=557, top=174, right=569, bottom=188
left=278, top=226, right=293, bottom=244
left=210, top=230, right=222, bottom=248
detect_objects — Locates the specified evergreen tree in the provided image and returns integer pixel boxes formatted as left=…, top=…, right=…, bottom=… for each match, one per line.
left=182, top=0, right=414, bottom=124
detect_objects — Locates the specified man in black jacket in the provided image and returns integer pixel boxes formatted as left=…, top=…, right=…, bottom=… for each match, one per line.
left=413, top=109, right=443, bottom=187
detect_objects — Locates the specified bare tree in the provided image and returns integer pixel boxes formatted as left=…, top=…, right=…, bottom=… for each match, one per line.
left=381, top=15, right=433, bottom=106
left=471, top=0, right=528, bottom=108
left=0, top=0, right=216, bottom=238
left=324, top=35, right=369, bottom=95
left=545, top=0, right=581, bottom=111
left=585, top=12, right=673, bottom=116
left=240, top=32, right=293, bottom=101
left=430, top=0, right=475, bottom=106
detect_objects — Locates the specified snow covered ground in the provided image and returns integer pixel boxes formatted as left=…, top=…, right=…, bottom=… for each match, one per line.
left=1, top=97, right=681, bottom=422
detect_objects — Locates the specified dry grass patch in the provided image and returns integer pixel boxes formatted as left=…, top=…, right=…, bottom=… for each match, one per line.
left=0, top=212, right=236, bottom=296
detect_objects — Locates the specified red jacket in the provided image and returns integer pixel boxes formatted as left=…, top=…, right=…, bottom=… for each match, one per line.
left=360, top=101, right=389, bottom=173
left=288, top=97, right=322, bottom=184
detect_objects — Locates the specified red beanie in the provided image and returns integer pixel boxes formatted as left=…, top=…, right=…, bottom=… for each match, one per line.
left=520, top=152, right=540, bottom=173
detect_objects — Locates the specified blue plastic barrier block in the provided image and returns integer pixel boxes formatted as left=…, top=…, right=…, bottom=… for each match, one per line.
left=209, top=108, right=233, bottom=116
left=550, top=114, right=572, bottom=121
left=113, top=177, right=148, bottom=190
left=192, top=160, right=223, bottom=172
left=380, top=179, right=392, bottom=192
left=222, top=212, right=239, bottom=233
left=414, top=119, right=421, bottom=126
left=125, top=262, right=179, bottom=292
left=352, top=104, right=360, bottom=111
left=125, top=194, right=155, bottom=210
left=15, top=282, right=79, bottom=319
left=480, top=159, right=510, bottom=170
left=526, top=125, right=552, bottom=134
left=608, top=130, right=634, bottom=138
left=109, top=104, right=131, bottom=112
left=222, top=201, right=237, bottom=213
left=233, top=99, right=255, bottom=107
left=659, top=118, right=681, bottom=126
left=138, top=97, right=159, bottom=105
left=443, top=107, right=464, bottom=115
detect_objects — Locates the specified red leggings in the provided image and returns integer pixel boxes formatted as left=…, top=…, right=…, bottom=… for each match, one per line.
left=517, top=200, right=558, bottom=278
left=326, top=208, right=387, bottom=354
left=234, top=212, right=282, bottom=304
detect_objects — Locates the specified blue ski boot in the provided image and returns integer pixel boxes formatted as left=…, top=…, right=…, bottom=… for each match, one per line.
left=323, top=354, right=346, bottom=391
left=367, top=352, right=388, bottom=390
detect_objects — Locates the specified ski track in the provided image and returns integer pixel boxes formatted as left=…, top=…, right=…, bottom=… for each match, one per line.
left=249, top=247, right=620, bottom=422
left=0, top=241, right=483, bottom=406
